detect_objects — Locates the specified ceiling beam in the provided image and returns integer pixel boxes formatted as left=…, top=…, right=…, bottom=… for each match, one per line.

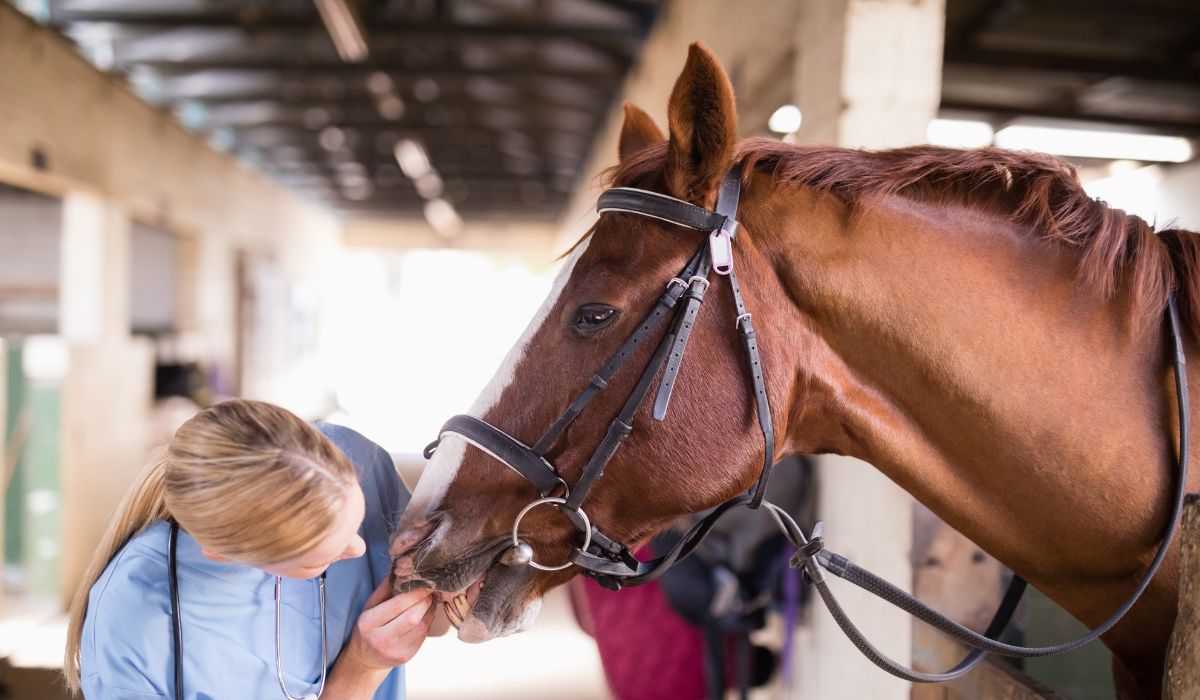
left=124, top=60, right=621, bottom=83
left=185, top=93, right=605, bottom=115
left=53, top=13, right=642, bottom=42
left=944, top=46, right=1200, bottom=85
left=946, top=0, right=1022, bottom=50
left=226, top=119, right=597, bottom=135
left=1167, top=24, right=1200, bottom=63
left=579, top=0, right=658, bottom=27
left=234, top=120, right=596, bottom=143
left=939, top=98, right=1200, bottom=136
left=1034, top=0, right=1200, bottom=23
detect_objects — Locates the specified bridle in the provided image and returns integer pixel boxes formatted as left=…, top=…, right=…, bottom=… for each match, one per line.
left=423, top=164, right=1191, bottom=683
left=425, top=165, right=774, bottom=585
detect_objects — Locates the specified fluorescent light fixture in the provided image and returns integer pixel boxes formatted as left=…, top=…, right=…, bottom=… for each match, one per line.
left=414, top=172, right=445, bottom=199
left=376, top=95, right=405, bottom=121
left=366, top=71, right=394, bottom=96
left=315, top=0, right=369, bottom=63
left=927, top=118, right=994, bottom=148
left=768, top=105, right=802, bottom=135
left=394, top=139, right=432, bottom=179
left=424, top=198, right=464, bottom=239
left=995, top=125, right=1193, bottom=163
left=318, top=126, right=347, bottom=151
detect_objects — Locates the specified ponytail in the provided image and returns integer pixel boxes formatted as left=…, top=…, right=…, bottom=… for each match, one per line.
left=63, top=447, right=169, bottom=694
left=61, top=399, right=355, bottom=695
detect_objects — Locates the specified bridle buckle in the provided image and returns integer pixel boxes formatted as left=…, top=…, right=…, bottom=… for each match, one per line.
left=709, top=221, right=736, bottom=275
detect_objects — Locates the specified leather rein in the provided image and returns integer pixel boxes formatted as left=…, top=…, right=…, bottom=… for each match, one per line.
left=423, top=164, right=1191, bottom=683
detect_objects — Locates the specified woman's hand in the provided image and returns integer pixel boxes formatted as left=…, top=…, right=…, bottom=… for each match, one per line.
left=324, top=579, right=435, bottom=698
left=346, top=578, right=437, bottom=670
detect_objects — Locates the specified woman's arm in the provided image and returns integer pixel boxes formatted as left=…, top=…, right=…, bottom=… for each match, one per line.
left=322, top=580, right=436, bottom=699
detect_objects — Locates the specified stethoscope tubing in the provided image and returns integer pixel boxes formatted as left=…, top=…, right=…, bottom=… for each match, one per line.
left=166, top=521, right=327, bottom=700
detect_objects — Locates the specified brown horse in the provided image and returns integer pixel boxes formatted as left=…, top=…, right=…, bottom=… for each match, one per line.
left=390, top=43, right=1200, bottom=699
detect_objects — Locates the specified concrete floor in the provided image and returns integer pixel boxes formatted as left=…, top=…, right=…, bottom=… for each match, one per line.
left=0, top=596, right=72, bottom=699
left=406, top=588, right=610, bottom=700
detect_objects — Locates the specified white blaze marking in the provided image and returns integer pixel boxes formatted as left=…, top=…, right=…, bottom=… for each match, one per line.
left=406, top=239, right=592, bottom=519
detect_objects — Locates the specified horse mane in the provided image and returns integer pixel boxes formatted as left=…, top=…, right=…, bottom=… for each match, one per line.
left=606, top=138, right=1200, bottom=339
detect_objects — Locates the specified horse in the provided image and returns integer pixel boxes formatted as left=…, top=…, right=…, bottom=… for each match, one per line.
left=389, top=42, right=1200, bottom=699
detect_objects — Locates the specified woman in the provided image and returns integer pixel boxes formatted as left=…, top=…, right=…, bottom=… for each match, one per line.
left=63, top=398, right=433, bottom=699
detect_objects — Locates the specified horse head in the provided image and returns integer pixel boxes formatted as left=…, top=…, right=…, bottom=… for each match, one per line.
left=388, top=43, right=800, bottom=642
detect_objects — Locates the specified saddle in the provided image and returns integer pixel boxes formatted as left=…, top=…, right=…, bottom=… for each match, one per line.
left=655, top=456, right=813, bottom=700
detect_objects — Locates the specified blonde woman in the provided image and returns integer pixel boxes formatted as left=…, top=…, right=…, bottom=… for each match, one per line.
left=64, top=399, right=433, bottom=699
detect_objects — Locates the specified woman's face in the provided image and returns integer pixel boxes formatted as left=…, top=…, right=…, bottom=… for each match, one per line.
left=261, top=482, right=368, bottom=580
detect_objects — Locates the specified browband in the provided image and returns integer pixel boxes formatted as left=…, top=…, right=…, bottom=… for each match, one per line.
left=598, top=187, right=739, bottom=238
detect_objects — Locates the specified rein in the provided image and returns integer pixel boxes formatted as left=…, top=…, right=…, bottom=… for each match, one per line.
left=423, top=164, right=1191, bottom=683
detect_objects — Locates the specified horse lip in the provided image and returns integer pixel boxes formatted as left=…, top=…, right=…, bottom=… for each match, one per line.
left=458, top=559, right=537, bottom=642
left=394, top=538, right=511, bottom=595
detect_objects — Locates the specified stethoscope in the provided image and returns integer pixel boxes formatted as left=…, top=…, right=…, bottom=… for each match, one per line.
left=168, top=521, right=328, bottom=700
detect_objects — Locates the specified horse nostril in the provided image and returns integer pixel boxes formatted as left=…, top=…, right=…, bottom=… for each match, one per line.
left=389, top=513, right=447, bottom=559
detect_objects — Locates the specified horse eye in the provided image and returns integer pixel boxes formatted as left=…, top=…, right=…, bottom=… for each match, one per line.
left=572, top=304, right=619, bottom=334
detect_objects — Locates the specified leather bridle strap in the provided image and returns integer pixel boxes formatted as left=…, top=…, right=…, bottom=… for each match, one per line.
left=531, top=244, right=709, bottom=455
left=429, top=415, right=564, bottom=497
left=597, top=186, right=733, bottom=233
left=730, top=263, right=775, bottom=508
left=652, top=166, right=741, bottom=419
left=426, top=244, right=706, bottom=489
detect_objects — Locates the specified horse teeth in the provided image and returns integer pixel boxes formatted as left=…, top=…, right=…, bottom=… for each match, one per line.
left=453, top=593, right=470, bottom=618
left=443, top=599, right=463, bottom=629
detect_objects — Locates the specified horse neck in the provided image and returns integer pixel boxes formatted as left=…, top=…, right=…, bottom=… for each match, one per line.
left=750, top=183, right=1181, bottom=628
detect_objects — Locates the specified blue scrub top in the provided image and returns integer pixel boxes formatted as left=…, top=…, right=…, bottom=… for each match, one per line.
left=80, top=423, right=409, bottom=700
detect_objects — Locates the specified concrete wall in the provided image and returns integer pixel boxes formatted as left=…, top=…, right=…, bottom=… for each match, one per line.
left=344, top=218, right=558, bottom=255
left=129, top=223, right=180, bottom=334
left=1083, top=160, right=1200, bottom=235
left=0, top=188, right=60, bottom=334
left=1158, top=160, right=1200, bottom=231
left=0, top=3, right=342, bottom=390
left=0, top=2, right=347, bottom=603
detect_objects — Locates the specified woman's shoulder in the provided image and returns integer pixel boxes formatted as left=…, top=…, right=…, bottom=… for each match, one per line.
left=105, top=520, right=171, bottom=573
left=314, top=422, right=410, bottom=515
left=315, top=423, right=391, bottom=474
left=316, top=422, right=405, bottom=487
left=84, top=522, right=172, bottom=650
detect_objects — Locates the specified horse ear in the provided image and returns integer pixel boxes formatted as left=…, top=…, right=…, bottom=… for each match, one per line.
left=664, top=42, right=738, bottom=205
left=618, top=102, right=664, bottom=161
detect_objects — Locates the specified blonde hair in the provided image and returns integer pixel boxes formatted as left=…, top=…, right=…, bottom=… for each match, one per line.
left=63, top=399, right=356, bottom=694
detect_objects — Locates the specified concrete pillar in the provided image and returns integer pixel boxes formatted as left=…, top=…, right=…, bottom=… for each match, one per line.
left=56, top=191, right=155, bottom=604
left=59, top=191, right=131, bottom=344
left=796, top=0, right=945, bottom=149
left=790, top=2, right=945, bottom=699
left=0, top=337, right=6, bottom=605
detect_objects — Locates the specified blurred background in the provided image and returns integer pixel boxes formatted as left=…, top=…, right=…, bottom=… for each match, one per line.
left=0, top=0, right=1198, bottom=698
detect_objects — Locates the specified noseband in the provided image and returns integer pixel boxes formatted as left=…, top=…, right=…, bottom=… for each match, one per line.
left=424, top=164, right=1191, bottom=683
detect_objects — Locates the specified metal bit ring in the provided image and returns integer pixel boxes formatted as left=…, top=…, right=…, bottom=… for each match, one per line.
left=510, top=497, right=592, bottom=572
